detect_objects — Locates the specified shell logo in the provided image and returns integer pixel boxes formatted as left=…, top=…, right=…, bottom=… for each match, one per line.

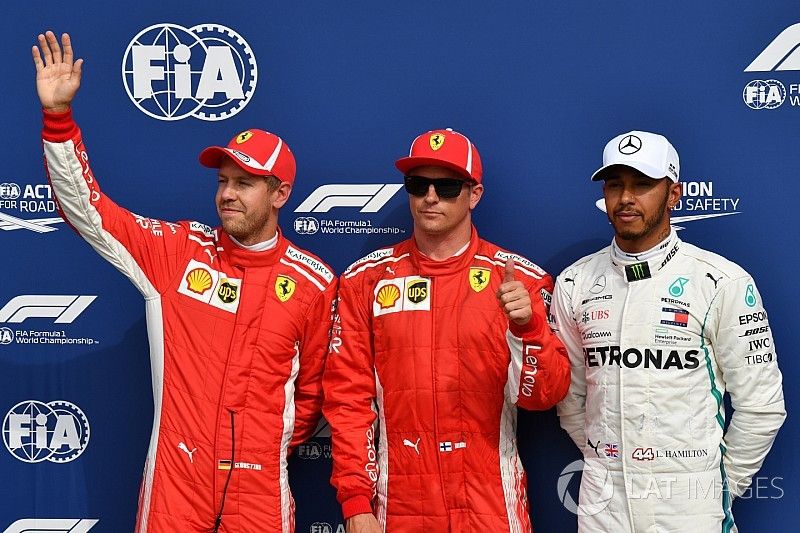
left=186, top=268, right=213, bottom=294
left=376, top=284, right=401, bottom=309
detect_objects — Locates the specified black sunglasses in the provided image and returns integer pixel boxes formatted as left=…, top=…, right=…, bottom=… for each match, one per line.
left=403, top=175, right=469, bottom=199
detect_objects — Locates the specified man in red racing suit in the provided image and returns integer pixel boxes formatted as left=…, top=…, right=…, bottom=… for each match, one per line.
left=34, top=31, right=336, bottom=532
left=323, top=128, right=570, bottom=532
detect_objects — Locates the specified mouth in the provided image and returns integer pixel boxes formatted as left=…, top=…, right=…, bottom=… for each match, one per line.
left=614, top=210, right=641, bottom=223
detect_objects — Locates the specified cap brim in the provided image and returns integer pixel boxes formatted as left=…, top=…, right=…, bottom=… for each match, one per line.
left=591, top=163, right=675, bottom=182
left=199, top=146, right=273, bottom=177
left=395, top=156, right=475, bottom=182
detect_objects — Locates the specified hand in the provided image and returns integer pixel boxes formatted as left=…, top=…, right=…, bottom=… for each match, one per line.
left=32, top=31, right=83, bottom=112
left=346, top=513, right=381, bottom=533
left=496, top=257, right=532, bottom=325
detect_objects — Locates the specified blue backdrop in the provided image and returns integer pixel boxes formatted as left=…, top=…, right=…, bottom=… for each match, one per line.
left=2, top=2, right=797, bottom=532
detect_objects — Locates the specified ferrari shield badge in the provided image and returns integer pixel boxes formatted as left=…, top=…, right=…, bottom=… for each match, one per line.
left=275, top=275, right=296, bottom=302
left=469, top=267, right=491, bottom=292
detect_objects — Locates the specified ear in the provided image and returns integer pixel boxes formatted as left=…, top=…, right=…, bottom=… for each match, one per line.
left=667, top=181, right=682, bottom=209
left=468, top=183, right=484, bottom=210
left=271, top=182, right=293, bottom=209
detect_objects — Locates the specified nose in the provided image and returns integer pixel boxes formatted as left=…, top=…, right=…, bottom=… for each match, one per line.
left=423, top=184, right=439, bottom=202
left=218, top=182, right=237, bottom=202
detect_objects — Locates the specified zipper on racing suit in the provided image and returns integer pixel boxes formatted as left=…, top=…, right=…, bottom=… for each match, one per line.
left=429, top=278, right=450, bottom=512
left=213, top=408, right=236, bottom=532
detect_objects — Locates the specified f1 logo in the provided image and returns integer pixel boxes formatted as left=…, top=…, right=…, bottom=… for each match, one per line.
left=3, top=519, right=98, bottom=533
left=745, top=22, right=800, bottom=71
left=0, top=295, right=96, bottom=324
left=294, top=184, right=403, bottom=213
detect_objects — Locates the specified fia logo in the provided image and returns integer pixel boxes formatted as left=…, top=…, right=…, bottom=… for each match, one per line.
left=2, top=400, right=90, bottom=463
left=122, top=23, right=257, bottom=121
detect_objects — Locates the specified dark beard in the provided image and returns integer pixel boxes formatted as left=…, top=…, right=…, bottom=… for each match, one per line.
left=610, top=188, right=670, bottom=242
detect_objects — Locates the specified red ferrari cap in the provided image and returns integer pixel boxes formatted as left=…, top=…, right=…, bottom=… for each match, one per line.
left=199, top=129, right=297, bottom=184
left=395, top=128, right=483, bottom=183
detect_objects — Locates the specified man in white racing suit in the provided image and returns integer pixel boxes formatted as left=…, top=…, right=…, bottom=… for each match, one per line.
left=554, top=130, right=785, bottom=532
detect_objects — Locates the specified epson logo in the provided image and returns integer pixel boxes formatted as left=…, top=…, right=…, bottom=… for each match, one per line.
left=294, top=184, right=403, bottom=213
left=739, top=311, right=768, bottom=325
left=584, top=346, right=700, bottom=370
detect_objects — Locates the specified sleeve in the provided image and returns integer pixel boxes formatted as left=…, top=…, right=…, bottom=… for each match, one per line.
left=505, top=273, right=571, bottom=411
left=713, top=276, right=786, bottom=498
left=322, top=275, right=378, bottom=519
left=42, top=108, right=189, bottom=297
left=290, top=279, right=339, bottom=450
left=553, top=273, right=588, bottom=453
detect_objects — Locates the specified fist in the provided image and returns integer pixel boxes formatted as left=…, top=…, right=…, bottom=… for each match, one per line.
left=496, top=257, right=532, bottom=325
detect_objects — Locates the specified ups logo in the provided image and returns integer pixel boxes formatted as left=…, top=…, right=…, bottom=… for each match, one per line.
left=406, top=279, right=429, bottom=303
left=217, top=279, right=239, bottom=303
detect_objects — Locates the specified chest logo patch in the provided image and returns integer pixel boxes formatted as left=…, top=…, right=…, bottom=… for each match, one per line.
left=178, top=259, right=242, bottom=313
left=186, top=268, right=213, bottom=295
left=406, top=279, right=429, bottom=303
left=217, top=279, right=239, bottom=303
left=276, top=275, right=297, bottom=302
left=469, top=267, right=491, bottom=292
left=373, top=276, right=432, bottom=316
left=377, top=284, right=401, bottom=309
left=669, top=277, right=689, bottom=297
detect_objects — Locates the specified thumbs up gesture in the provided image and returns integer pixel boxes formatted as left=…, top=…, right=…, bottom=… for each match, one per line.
left=497, top=257, right=532, bottom=326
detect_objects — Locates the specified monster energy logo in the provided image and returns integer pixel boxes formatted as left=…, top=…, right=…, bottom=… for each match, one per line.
left=745, top=284, right=757, bottom=307
left=625, top=262, right=651, bottom=281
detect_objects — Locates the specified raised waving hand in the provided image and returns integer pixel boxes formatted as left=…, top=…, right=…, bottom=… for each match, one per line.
left=32, top=31, right=83, bottom=112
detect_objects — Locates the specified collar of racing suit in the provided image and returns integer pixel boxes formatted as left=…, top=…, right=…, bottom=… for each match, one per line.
left=609, top=228, right=681, bottom=281
left=409, top=225, right=480, bottom=277
left=218, top=228, right=287, bottom=268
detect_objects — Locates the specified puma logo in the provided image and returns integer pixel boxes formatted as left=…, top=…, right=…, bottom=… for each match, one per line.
left=178, top=442, right=197, bottom=463
left=587, top=438, right=601, bottom=458
left=706, top=273, right=722, bottom=288
left=403, top=438, right=421, bottom=455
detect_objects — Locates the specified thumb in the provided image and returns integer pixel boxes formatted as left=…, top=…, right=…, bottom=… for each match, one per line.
left=503, top=257, right=516, bottom=283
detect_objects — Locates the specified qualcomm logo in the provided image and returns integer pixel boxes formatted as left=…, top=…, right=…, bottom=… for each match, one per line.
left=3, top=519, right=98, bottom=533
left=0, top=296, right=96, bottom=324
left=3, top=400, right=91, bottom=463
left=595, top=181, right=740, bottom=229
left=292, top=184, right=405, bottom=236
left=122, top=23, right=257, bottom=121
left=743, top=23, right=800, bottom=110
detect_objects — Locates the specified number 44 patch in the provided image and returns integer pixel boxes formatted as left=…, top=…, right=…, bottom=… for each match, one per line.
left=632, top=447, right=655, bottom=461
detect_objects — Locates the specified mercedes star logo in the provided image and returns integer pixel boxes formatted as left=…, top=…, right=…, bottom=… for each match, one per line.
left=618, top=134, right=642, bottom=155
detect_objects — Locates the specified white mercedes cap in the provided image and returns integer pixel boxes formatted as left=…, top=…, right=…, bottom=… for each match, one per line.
left=591, top=130, right=680, bottom=182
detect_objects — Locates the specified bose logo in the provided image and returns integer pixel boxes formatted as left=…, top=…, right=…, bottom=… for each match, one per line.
left=0, top=295, right=96, bottom=323
left=3, top=518, right=98, bottom=533
left=294, top=184, right=403, bottom=213
left=745, top=23, right=800, bottom=71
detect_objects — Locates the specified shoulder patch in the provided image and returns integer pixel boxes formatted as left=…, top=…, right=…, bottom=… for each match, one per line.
left=493, top=250, right=547, bottom=276
left=189, top=221, right=215, bottom=238
left=344, top=248, right=394, bottom=274
left=285, top=245, right=334, bottom=283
